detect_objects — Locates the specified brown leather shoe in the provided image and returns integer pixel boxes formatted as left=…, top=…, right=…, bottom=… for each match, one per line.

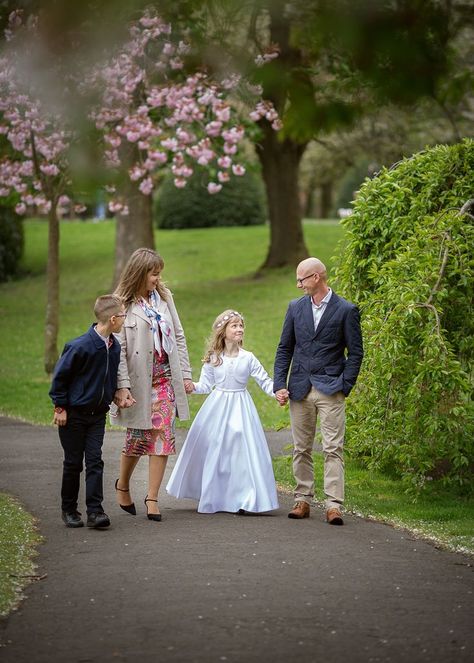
left=288, top=501, right=310, bottom=519
left=326, top=507, right=344, bottom=525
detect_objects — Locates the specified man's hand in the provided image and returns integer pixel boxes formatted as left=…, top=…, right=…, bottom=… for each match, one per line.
left=275, top=388, right=289, bottom=406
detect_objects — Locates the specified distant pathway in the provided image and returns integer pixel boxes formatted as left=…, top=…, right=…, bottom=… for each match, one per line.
left=0, top=416, right=473, bottom=662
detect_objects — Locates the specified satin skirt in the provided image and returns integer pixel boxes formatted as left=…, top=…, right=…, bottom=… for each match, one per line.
left=166, top=389, right=279, bottom=513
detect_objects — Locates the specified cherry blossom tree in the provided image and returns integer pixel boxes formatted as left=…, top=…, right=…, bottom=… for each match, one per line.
left=0, top=8, right=279, bottom=370
left=0, top=11, right=83, bottom=372
left=87, top=8, right=280, bottom=280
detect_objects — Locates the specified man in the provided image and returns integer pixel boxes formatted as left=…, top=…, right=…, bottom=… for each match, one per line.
left=274, top=257, right=363, bottom=525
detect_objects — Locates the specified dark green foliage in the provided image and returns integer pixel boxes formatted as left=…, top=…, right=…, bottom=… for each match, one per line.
left=335, top=139, right=474, bottom=489
left=154, top=170, right=267, bottom=229
left=0, top=206, right=24, bottom=282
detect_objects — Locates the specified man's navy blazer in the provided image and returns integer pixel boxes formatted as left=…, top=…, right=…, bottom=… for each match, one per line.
left=273, top=292, right=363, bottom=400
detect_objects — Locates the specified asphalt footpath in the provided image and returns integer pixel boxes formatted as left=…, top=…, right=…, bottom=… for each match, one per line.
left=0, top=416, right=473, bottom=663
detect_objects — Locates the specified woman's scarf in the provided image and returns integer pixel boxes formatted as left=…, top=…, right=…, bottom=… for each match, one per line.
left=139, top=290, right=174, bottom=356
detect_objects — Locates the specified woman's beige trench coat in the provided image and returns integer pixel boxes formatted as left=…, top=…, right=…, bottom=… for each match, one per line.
left=110, top=289, right=191, bottom=429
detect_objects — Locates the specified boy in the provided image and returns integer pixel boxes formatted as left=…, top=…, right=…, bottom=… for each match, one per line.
left=49, top=294, right=127, bottom=529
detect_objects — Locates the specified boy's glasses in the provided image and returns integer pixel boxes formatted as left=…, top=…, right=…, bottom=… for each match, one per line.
left=114, top=313, right=127, bottom=318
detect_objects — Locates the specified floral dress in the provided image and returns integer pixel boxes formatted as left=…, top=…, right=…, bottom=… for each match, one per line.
left=122, top=329, right=176, bottom=457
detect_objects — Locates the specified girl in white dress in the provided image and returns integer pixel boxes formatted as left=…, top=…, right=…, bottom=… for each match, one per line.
left=166, top=310, right=279, bottom=514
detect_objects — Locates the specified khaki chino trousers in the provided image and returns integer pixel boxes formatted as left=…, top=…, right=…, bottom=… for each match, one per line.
left=289, top=387, right=345, bottom=511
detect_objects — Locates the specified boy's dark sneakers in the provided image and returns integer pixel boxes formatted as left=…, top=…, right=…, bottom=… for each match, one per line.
left=86, top=512, right=111, bottom=529
left=62, top=511, right=84, bottom=528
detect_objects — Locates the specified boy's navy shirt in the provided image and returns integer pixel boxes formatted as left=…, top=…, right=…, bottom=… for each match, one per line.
left=49, top=324, right=121, bottom=411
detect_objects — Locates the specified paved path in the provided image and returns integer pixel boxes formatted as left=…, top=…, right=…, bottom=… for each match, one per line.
left=0, top=416, right=473, bottom=663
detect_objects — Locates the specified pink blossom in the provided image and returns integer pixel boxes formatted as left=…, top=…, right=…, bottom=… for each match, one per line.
left=126, top=131, right=140, bottom=142
left=224, top=143, right=238, bottom=155
left=139, top=177, right=153, bottom=195
left=217, top=171, right=230, bottom=183
left=206, top=121, right=223, bottom=137
left=174, top=178, right=187, bottom=188
left=218, top=156, right=232, bottom=169
left=40, top=163, right=60, bottom=177
left=129, top=165, right=146, bottom=181
left=232, top=164, right=246, bottom=176
left=207, top=182, right=222, bottom=194
left=214, top=105, right=231, bottom=122
left=15, top=202, right=26, bottom=215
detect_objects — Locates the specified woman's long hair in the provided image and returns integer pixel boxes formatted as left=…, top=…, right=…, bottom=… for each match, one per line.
left=203, top=310, right=244, bottom=366
left=115, top=248, right=167, bottom=306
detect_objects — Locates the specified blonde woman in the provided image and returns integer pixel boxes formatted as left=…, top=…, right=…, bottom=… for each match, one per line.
left=111, top=248, right=193, bottom=522
left=166, top=309, right=279, bottom=515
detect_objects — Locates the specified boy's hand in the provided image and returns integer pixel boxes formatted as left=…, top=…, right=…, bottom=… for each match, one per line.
left=122, top=394, right=136, bottom=408
left=53, top=410, right=67, bottom=426
left=114, top=388, right=134, bottom=408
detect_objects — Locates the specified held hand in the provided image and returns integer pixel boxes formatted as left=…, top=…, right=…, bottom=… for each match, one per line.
left=275, top=388, right=289, bottom=406
left=122, top=394, right=137, bottom=408
left=114, top=388, right=133, bottom=408
left=184, top=379, right=195, bottom=394
left=53, top=410, right=67, bottom=427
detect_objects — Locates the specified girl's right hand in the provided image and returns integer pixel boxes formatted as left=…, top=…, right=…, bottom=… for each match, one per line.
left=184, top=379, right=195, bottom=394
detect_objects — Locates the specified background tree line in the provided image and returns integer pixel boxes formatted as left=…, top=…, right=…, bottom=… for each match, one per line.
left=1, top=0, right=473, bottom=374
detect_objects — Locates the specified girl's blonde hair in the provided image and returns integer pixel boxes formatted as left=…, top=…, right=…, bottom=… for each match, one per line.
left=114, top=247, right=167, bottom=305
left=203, top=309, right=245, bottom=366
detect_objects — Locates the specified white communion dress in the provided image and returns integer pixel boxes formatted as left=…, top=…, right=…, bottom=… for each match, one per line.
left=166, top=349, right=279, bottom=514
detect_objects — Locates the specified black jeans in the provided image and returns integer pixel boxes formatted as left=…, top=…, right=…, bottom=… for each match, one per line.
left=58, top=408, right=107, bottom=515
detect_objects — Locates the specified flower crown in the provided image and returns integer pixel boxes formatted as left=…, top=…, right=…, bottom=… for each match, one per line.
left=215, top=311, right=244, bottom=328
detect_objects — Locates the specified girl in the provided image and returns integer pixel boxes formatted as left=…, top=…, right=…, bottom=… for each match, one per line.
left=166, top=310, right=279, bottom=514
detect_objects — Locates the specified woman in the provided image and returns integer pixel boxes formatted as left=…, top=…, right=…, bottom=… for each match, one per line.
left=111, top=247, right=193, bottom=521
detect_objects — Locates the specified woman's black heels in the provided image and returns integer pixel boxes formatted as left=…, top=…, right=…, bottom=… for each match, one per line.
left=115, top=479, right=137, bottom=515
left=144, top=496, right=162, bottom=521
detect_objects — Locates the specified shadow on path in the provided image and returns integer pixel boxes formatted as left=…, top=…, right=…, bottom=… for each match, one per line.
left=0, top=417, right=472, bottom=662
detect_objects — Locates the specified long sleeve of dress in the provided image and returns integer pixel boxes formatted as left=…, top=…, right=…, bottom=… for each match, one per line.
left=249, top=353, right=275, bottom=397
left=193, top=362, right=216, bottom=394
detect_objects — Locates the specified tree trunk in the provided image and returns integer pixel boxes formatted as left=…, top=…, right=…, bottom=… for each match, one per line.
left=113, top=143, right=155, bottom=286
left=113, top=192, right=154, bottom=286
left=44, top=204, right=60, bottom=374
left=256, top=131, right=309, bottom=270
left=320, top=180, right=334, bottom=218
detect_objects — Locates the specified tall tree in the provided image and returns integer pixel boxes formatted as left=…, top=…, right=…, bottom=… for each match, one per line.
left=190, top=0, right=467, bottom=269
left=87, top=8, right=278, bottom=281
left=0, top=11, right=82, bottom=372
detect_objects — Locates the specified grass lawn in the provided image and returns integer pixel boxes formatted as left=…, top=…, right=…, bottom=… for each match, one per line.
left=0, top=493, right=43, bottom=616
left=0, top=218, right=344, bottom=428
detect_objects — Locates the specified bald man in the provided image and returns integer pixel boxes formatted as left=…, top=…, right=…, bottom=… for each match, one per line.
left=274, top=257, right=363, bottom=524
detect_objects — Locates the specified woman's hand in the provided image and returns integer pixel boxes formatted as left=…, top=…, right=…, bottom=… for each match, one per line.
left=183, top=379, right=195, bottom=394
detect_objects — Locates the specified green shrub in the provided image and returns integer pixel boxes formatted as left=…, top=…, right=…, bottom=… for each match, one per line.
left=334, top=139, right=474, bottom=489
left=0, top=206, right=24, bottom=282
left=154, top=169, right=267, bottom=229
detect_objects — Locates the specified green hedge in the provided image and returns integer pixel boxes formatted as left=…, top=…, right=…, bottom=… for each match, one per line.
left=154, top=169, right=267, bottom=229
left=0, top=206, right=24, bottom=282
left=334, top=139, right=474, bottom=489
